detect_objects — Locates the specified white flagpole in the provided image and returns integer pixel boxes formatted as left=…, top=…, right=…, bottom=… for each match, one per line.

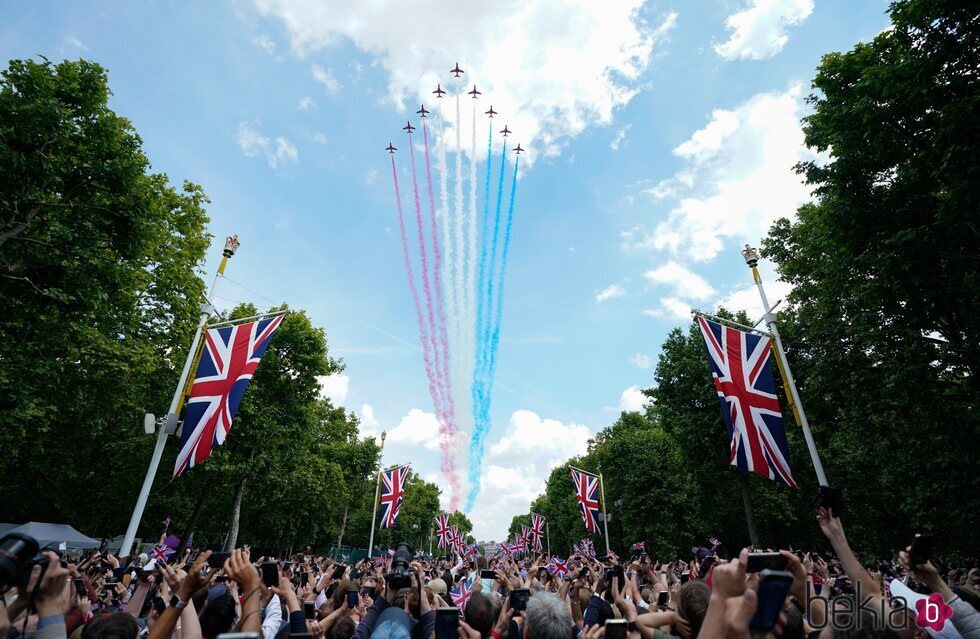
left=741, top=245, right=828, bottom=487
left=367, top=431, right=388, bottom=557
left=119, top=236, right=240, bottom=560
left=546, top=521, right=551, bottom=557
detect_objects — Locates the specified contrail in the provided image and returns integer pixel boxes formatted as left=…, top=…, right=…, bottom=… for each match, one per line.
left=391, top=155, right=456, bottom=483
left=466, top=151, right=520, bottom=510
left=452, top=86, right=467, bottom=496
left=422, top=116, right=460, bottom=508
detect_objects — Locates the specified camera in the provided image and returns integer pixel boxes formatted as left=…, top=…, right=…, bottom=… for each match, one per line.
left=0, top=532, right=41, bottom=589
left=387, top=542, right=413, bottom=589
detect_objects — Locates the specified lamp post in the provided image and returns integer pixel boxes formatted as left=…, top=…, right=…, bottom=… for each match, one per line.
left=119, top=235, right=239, bottom=560
left=367, top=431, right=388, bottom=556
left=741, top=244, right=828, bottom=487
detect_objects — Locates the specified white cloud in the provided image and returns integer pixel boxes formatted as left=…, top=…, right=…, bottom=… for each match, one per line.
left=253, top=1, right=678, bottom=164
left=254, top=33, right=277, bottom=54
left=317, top=373, right=349, bottom=405
left=298, top=96, right=315, bottom=110
left=387, top=408, right=441, bottom=451
left=357, top=403, right=380, bottom=437
left=642, top=296, right=692, bottom=321
left=595, top=283, right=627, bottom=304
left=609, top=385, right=647, bottom=412
left=610, top=124, right=632, bottom=151
left=365, top=169, right=378, bottom=185
left=489, top=410, right=591, bottom=464
left=64, top=36, right=90, bottom=52
left=237, top=121, right=299, bottom=169
left=713, top=262, right=792, bottom=316
left=631, top=353, right=652, bottom=369
left=311, top=132, right=328, bottom=145
left=714, top=0, right=814, bottom=61
left=311, top=63, right=341, bottom=94
left=628, top=84, right=819, bottom=263
left=643, top=261, right=716, bottom=300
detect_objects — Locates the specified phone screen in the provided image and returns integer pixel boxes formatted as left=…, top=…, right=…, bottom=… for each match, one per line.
left=480, top=569, right=496, bottom=580
left=346, top=590, right=359, bottom=608
left=435, top=608, right=459, bottom=639
left=750, top=570, right=794, bottom=631
left=746, top=553, right=788, bottom=573
left=333, top=564, right=347, bottom=580
left=605, top=620, right=627, bottom=639
left=74, top=579, right=87, bottom=597
left=208, top=552, right=230, bottom=569
left=511, top=588, right=530, bottom=613
left=304, top=602, right=316, bottom=620
left=909, top=534, right=934, bottom=566
left=261, top=562, right=279, bottom=588
left=657, top=591, right=669, bottom=607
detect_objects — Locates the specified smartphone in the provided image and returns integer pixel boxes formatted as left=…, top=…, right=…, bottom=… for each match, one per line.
left=480, top=569, right=496, bottom=580
left=300, top=571, right=310, bottom=585
left=657, top=591, right=669, bottom=607
left=435, top=608, right=460, bottom=639
left=215, top=634, right=261, bottom=639
left=74, top=579, right=87, bottom=597
left=750, top=570, right=794, bottom=631
left=346, top=590, right=359, bottom=608
left=362, top=586, right=376, bottom=599
left=511, top=588, right=530, bottom=613
left=699, top=556, right=716, bottom=577
left=909, top=534, right=934, bottom=566
left=304, top=602, right=316, bottom=620
left=261, top=562, right=279, bottom=588
left=208, top=552, right=230, bottom=569
left=810, top=486, right=847, bottom=517
left=604, top=619, right=627, bottom=639
left=332, top=564, right=347, bottom=580
left=746, top=553, right=788, bottom=573
left=680, top=571, right=690, bottom=584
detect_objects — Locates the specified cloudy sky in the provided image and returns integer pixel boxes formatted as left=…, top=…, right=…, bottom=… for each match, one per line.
left=2, top=0, right=890, bottom=541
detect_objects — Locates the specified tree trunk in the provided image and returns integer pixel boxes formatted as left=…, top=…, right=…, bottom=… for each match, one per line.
left=176, top=476, right=211, bottom=556
left=224, top=449, right=256, bottom=551
left=738, top=473, right=761, bottom=549
left=335, top=502, right=349, bottom=559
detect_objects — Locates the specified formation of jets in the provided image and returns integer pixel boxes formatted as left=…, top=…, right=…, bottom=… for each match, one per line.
left=385, top=64, right=528, bottom=157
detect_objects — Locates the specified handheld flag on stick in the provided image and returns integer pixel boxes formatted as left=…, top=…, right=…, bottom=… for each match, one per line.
left=632, top=541, right=645, bottom=552
left=696, top=316, right=797, bottom=488
left=569, top=467, right=602, bottom=533
left=173, top=314, right=285, bottom=478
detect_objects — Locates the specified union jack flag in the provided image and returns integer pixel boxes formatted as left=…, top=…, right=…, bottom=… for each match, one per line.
left=435, top=514, right=450, bottom=549
left=530, top=513, right=545, bottom=548
left=380, top=464, right=411, bottom=528
left=697, top=317, right=797, bottom=488
left=151, top=544, right=174, bottom=562
left=173, top=314, right=285, bottom=478
left=547, top=556, right=569, bottom=579
left=632, top=541, right=645, bottom=551
left=450, top=579, right=472, bottom=611
left=574, top=538, right=595, bottom=558
left=570, top=467, right=602, bottom=533
left=447, top=526, right=463, bottom=554
left=465, top=543, right=479, bottom=559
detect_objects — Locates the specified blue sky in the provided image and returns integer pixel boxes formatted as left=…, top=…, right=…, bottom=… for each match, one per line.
left=2, top=0, right=891, bottom=541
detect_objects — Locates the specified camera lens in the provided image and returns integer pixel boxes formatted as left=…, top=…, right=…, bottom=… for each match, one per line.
left=0, top=533, right=41, bottom=589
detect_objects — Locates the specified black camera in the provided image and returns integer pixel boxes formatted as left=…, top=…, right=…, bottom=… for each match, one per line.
left=0, top=532, right=41, bottom=589
left=387, top=542, right=413, bottom=590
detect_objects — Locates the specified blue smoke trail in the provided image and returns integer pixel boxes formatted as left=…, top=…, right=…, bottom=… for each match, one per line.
left=485, top=156, right=520, bottom=400
left=472, top=123, right=493, bottom=420
left=467, top=140, right=508, bottom=508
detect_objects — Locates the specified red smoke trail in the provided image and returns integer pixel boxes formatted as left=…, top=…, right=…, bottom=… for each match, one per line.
left=391, top=155, right=458, bottom=490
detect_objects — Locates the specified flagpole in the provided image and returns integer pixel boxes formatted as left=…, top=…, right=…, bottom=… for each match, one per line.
left=546, top=521, right=551, bottom=557
left=367, top=431, right=388, bottom=557
left=741, top=245, right=828, bottom=487
left=119, top=236, right=240, bottom=560
left=598, top=472, right=611, bottom=555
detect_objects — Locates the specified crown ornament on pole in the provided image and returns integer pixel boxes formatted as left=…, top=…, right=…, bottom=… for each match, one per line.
left=223, top=235, right=241, bottom=258
left=741, top=244, right=760, bottom=268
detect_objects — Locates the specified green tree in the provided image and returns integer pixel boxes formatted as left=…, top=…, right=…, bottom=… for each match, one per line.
left=760, top=0, right=980, bottom=554
left=0, top=57, right=211, bottom=531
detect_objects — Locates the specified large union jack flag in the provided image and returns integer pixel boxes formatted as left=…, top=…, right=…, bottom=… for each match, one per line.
left=697, top=317, right=796, bottom=488
left=434, top=514, right=450, bottom=549
left=380, top=464, right=411, bottom=528
left=570, top=467, right=602, bottom=533
left=173, top=314, right=285, bottom=478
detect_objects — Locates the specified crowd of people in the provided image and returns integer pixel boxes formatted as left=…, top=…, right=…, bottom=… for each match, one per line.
left=1, top=508, right=977, bottom=639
